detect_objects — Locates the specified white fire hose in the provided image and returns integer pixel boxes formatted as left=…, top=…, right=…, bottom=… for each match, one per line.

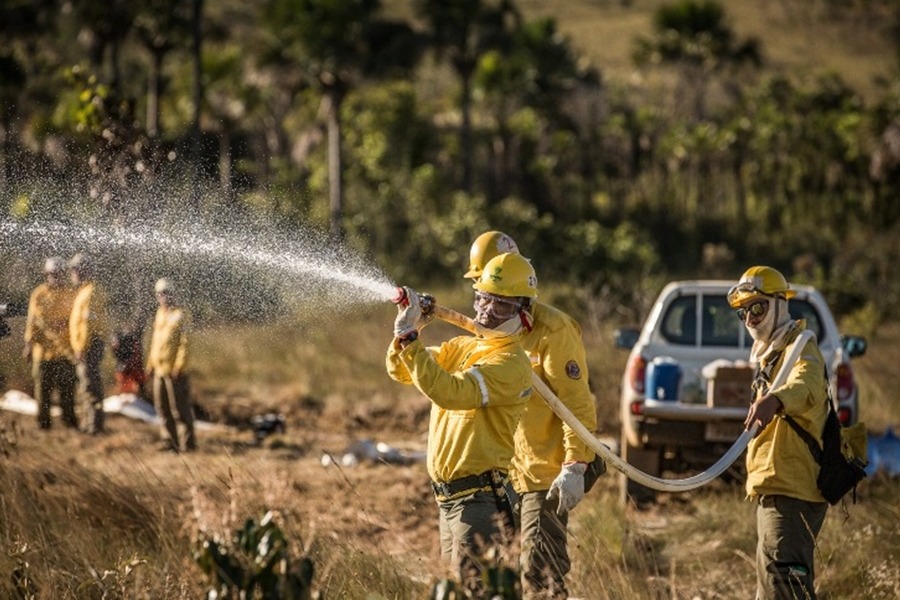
left=427, top=301, right=812, bottom=492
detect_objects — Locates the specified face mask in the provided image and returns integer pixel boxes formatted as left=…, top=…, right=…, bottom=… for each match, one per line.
left=747, top=297, right=789, bottom=342
left=473, top=316, right=523, bottom=339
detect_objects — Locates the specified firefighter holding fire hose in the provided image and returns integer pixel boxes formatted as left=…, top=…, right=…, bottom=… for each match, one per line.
left=386, top=253, right=535, bottom=597
left=728, top=266, right=828, bottom=600
left=464, top=231, right=599, bottom=600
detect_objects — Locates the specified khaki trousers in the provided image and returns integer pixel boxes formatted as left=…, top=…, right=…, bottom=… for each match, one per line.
left=519, top=490, right=570, bottom=600
left=438, top=488, right=516, bottom=596
left=756, top=494, right=827, bottom=600
left=152, top=374, right=195, bottom=452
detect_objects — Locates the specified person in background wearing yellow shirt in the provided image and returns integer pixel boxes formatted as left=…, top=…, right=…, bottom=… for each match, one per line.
left=386, top=253, right=535, bottom=597
left=464, top=231, right=600, bottom=600
left=728, top=266, right=828, bottom=600
left=146, top=278, right=195, bottom=452
left=23, top=257, right=78, bottom=430
left=69, top=253, right=110, bottom=434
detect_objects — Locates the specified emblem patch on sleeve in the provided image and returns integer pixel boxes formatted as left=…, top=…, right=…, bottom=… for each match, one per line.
left=565, top=360, right=582, bottom=380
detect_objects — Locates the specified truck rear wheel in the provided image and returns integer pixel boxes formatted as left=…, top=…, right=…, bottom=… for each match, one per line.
left=620, top=431, right=661, bottom=507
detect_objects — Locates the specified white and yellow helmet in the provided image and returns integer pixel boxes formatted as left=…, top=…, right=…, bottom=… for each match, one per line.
left=464, top=230, right=519, bottom=279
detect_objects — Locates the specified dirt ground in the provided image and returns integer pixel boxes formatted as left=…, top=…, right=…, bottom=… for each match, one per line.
left=2, top=391, right=450, bottom=582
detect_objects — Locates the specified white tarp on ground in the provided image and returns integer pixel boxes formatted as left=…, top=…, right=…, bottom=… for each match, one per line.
left=320, top=438, right=426, bottom=467
left=0, top=389, right=222, bottom=431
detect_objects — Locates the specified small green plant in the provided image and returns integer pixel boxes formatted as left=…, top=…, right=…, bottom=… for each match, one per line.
left=430, top=547, right=520, bottom=600
left=193, top=510, right=316, bottom=600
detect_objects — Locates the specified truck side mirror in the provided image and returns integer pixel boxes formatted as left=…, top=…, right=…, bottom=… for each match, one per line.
left=841, top=335, right=867, bottom=358
left=614, top=328, right=640, bottom=350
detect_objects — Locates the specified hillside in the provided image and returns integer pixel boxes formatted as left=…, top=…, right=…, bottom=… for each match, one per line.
left=517, top=0, right=895, bottom=103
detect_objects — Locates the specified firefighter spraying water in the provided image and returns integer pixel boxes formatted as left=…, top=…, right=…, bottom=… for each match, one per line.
left=387, top=255, right=536, bottom=596
left=390, top=286, right=771, bottom=493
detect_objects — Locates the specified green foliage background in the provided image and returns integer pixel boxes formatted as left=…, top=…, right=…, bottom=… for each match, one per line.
left=1, top=0, right=899, bottom=327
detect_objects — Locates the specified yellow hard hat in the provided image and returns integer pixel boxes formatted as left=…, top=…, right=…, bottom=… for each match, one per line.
left=727, top=265, right=796, bottom=308
left=464, top=230, right=519, bottom=279
left=473, top=253, right=538, bottom=299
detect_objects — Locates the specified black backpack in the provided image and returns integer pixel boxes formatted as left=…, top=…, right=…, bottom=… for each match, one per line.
left=782, top=395, right=868, bottom=505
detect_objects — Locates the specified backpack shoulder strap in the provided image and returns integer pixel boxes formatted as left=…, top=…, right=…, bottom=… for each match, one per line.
left=782, top=413, right=823, bottom=463
left=780, top=330, right=829, bottom=464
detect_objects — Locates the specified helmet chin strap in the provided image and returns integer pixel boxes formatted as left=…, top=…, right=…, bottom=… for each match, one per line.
left=520, top=310, right=534, bottom=333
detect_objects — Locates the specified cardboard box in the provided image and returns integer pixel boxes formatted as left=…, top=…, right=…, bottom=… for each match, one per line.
left=707, top=366, right=754, bottom=408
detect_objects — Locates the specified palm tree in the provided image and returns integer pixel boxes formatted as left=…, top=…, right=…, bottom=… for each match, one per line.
left=0, top=52, right=26, bottom=190
left=633, top=0, right=761, bottom=120
left=474, top=16, right=600, bottom=208
left=416, top=0, right=520, bottom=193
left=133, top=0, right=193, bottom=139
left=261, top=0, right=422, bottom=242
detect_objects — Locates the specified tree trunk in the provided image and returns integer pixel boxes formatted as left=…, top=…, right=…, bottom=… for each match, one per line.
left=460, top=73, right=473, bottom=193
left=219, top=125, right=233, bottom=202
left=190, top=0, right=204, bottom=209
left=326, top=87, right=344, bottom=242
left=110, top=1, right=122, bottom=96
left=147, top=50, right=163, bottom=139
left=0, top=107, right=11, bottom=192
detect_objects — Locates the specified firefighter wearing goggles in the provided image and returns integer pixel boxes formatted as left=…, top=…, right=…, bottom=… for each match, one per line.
left=730, top=265, right=829, bottom=600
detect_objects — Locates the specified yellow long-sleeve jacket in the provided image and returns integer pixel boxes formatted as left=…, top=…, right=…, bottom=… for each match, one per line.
left=386, top=334, right=532, bottom=484
left=24, top=283, right=77, bottom=362
left=147, top=305, right=189, bottom=377
left=70, top=281, right=110, bottom=355
left=746, top=323, right=827, bottom=503
left=510, top=302, right=598, bottom=493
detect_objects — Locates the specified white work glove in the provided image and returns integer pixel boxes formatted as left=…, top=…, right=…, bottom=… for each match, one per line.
left=546, top=462, right=587, bottom=515
left=394, top=286, right=423, bottom=338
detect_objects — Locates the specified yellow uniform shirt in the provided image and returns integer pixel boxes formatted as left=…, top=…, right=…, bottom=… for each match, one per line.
left=746, top=325, right=827, bottom=503
left=386, top=334, right=532, bottom=484
left=147, top=305, right=189, bottom=377
left=511, top=302, right=598, bottom=493
left=70, top=281, right=110, bottom=354
left=24, top=283, right=77, bottom=362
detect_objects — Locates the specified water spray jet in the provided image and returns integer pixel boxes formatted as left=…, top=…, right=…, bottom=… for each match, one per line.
left=1, top=217, right=399, bottom=316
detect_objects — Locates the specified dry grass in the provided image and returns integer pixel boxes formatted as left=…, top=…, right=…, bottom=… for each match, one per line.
left=1, top=278, right=898, bottom=598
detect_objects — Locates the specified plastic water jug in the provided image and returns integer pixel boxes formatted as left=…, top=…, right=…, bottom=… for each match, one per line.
left=645, top=357, right=682, bottom=401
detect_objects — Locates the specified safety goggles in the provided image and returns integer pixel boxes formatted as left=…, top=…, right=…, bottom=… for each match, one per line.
left=735, top=299, right=768, bottom=322
left=726, top=282, right=767, bottom=307
left=474, top=291, right=522, bottom=321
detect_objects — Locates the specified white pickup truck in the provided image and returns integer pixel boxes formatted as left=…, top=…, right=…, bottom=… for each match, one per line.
left=614, top=280, right=868, bottom=504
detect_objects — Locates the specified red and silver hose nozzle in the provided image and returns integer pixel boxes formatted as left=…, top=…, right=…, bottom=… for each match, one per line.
left=390, top=286, right=409, bottom=307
